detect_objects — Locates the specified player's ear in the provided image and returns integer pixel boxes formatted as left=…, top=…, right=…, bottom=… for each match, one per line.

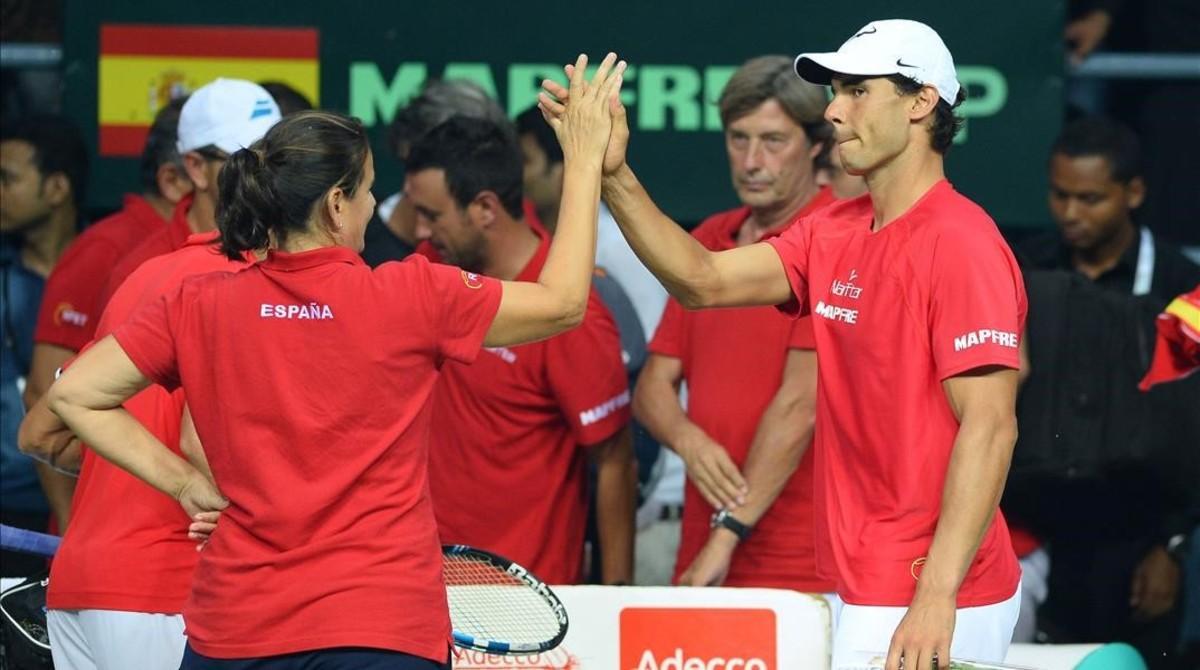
left=324, top=186, right=345, bottom=233
left=909, top=85, right=939, bottom=122
left=469, top=191, right=502, bottom=229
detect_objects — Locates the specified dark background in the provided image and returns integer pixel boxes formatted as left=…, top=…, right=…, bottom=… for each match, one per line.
left=52, top=0, right=1065, bottom=228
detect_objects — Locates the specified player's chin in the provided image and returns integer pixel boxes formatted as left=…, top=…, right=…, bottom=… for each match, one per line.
left=736, top=189, right=778, bottom=207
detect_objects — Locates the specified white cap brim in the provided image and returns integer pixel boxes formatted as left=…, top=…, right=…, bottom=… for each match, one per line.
left=794, top=51, right=902, bottom=85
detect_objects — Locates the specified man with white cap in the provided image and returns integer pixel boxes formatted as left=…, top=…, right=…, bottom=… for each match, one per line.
left=540, top=18, right=1025, bottom=670
left=99, top=78, right=281, bottom=307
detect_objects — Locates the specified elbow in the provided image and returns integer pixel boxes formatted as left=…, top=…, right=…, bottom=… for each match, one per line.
left=555, top=295, right=588, bottom=332
left=674, top=261, right=726, bottom=310
left=535, top=293, right=588, bottom=340
left=674, top=279, right=719, bottom=310
left=676, top=289, right=708, bottom=311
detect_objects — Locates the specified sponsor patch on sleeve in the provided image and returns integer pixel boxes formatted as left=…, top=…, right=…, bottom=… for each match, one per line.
left=952, top=328, right=1018, bottom=352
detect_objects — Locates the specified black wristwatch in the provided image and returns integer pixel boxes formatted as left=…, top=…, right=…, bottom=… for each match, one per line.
left=710, top=508, right=753, bottom=541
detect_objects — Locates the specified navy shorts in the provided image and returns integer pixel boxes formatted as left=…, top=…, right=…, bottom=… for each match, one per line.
left=180, top=645, right=450, bottom=670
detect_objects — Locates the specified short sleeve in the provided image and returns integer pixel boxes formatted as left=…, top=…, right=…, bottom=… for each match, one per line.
left=646, top=298, right=686, bottom=358
left=788, top=315, right=817, bottom=350
left=98, top=256, right=140, bottom=319
left=111, top=286, right=184, bottom=390
left=765, top=219, right=813, bottom=318
left=33, top=237, right=121, bottom=350
left=420, top=258, right=503, bottom=365
left=929, top=230, right=1027, bottom=379
left=545, top=292, right=631, bottom=445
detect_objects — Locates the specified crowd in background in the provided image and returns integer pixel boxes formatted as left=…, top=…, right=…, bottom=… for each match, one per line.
left=1, top=11, right=1198, bottom=670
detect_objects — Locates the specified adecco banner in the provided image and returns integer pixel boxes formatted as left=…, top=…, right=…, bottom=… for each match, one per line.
left=64, top=1, right=1062, bottom=227
left=448, top=586, right=831, bottom=669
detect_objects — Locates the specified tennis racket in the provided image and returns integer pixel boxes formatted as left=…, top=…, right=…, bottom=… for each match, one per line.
left=442, top=544, right=569, bottom=654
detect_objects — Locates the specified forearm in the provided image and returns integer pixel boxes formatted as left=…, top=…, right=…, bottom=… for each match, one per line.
left=918, top=413, right=1017, bottom=599
left=733, top=385, right=815, bottom=526
left=487, top=158, right=604, bottom=346
left=180, top=405, right=215, bottom=483
left=538, top=156, right=604, bottom=318
left=18, top=395, right=83, bottom=472
left=602, top=165, right=717, bottom=308
left=48, top=398, right=197, bottom=503
left=632, top=371, right=703, bottom=452
left=594, top=426, right=636, bottom=583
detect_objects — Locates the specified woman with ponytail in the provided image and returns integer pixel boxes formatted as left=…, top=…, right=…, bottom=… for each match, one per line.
left=39, top=54, right=626, bottom=669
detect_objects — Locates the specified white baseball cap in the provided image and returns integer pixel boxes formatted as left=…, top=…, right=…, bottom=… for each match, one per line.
left=176, top=78, right=282, bottom=155
left=794, top=19, right=961, bottom=104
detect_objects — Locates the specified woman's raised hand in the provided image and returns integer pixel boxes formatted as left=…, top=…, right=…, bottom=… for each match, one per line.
left=537, top=52, right=626, bottom=170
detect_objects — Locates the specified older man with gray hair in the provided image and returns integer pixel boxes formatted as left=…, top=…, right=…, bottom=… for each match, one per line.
left=634, top=55, right=838, bottom=593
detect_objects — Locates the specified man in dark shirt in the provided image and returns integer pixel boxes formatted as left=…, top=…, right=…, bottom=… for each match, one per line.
left=1, top=115, right=88, bottom=576
left=1013, top=116, right=1198, bottom=666
left=1022, top=116, right=1200, bottom=306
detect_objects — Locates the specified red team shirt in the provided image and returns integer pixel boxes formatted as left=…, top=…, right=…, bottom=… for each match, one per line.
left=426, top=228, right=630, bottom=585
left=765, top=180, right=1025, bottom=607
left=47, top=232, right=248, bottom=613
left=113, top=248, right=501, bottom=661
left=99, top=194, right=195, bottom=312
left=650, top=191, right=837, bottom=592
left=33, top=194, right=167, bottom=351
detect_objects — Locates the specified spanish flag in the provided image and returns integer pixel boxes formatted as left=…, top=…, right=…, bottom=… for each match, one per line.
left=1139, top=285, right=1200, bottom=390
left=98, top=24, right=319, bottom=157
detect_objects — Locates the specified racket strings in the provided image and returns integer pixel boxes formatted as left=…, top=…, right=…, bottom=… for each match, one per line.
left=443, top=554, right=561, bottom=644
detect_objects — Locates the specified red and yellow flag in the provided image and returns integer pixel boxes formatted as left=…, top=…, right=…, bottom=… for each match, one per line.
left=98, top=24, right=319, bottom=157
left=1139, top=285, right=1200, bottom=390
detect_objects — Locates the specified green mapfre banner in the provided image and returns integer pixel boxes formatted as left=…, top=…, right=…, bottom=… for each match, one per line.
left=64, top=0, right=1064, bottom=227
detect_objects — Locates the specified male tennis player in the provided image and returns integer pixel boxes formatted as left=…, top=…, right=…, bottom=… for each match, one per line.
left=541, top=19, right=1024, bottom=670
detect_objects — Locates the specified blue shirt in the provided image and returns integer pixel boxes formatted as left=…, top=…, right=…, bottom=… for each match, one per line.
left=0, top=238, right=49, bottom=513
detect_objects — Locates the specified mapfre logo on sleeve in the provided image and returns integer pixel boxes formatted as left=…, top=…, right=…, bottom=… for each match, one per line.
left=620, top=607, right=776, bottom=670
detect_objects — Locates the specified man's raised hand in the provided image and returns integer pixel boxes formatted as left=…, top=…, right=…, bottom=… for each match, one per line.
left=538, top=54, right=630, bottom=175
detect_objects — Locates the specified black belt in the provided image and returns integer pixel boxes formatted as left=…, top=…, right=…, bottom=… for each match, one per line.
left=658, top=504, right=684, bottom=521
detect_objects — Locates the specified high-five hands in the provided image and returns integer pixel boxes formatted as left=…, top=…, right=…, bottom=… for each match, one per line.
left=538, top=53, right=630, bottom=175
